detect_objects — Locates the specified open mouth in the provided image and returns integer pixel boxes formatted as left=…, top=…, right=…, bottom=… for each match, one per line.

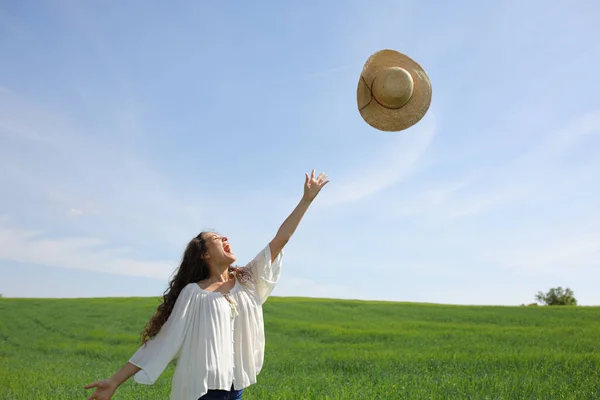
left=224, top=244, right=231, bottom=253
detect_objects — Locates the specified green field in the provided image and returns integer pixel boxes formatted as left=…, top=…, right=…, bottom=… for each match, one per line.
left=0, top=296, right=599, bottom=399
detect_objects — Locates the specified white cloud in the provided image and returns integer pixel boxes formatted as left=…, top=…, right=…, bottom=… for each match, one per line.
left=379, top=110, right=600, bottom=222
left=316, top=113, right=437, bottom=207
left=534, top=110, right=600, bottom=158
left=0, top=225, right=176, bottom=279
left=67, top=208, right=84, bottom=216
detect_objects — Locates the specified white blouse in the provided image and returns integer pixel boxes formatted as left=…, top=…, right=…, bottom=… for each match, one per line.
left=128, top=244, right=283, bottom=400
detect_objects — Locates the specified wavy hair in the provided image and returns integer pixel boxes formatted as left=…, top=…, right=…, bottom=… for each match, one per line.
left=139, top=231, right=252, bottom=344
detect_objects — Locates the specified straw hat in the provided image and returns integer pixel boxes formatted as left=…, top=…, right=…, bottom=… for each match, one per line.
left=357, top=49, right=432, bottom=132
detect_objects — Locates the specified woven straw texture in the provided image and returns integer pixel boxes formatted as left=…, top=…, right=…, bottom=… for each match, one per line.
left=357, top=49, right=432, bottom=132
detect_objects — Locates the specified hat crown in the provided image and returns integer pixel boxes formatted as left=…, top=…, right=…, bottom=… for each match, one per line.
left=371, top=67, right=414, bottom=110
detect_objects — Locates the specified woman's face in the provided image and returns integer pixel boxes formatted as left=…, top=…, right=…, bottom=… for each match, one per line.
left=202, top=232, right=236, bottom=266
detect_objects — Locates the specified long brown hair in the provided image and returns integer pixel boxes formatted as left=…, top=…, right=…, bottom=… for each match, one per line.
left=139, top=231, right=252, bottom=344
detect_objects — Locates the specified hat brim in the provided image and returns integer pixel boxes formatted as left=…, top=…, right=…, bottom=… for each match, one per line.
left=357, top=49, right=432, bottom=132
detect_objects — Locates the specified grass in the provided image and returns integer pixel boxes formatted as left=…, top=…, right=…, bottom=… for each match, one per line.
left=0, top=296, right=599, bottom=399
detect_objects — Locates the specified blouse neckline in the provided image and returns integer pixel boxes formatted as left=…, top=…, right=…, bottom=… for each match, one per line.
left=195, top=276, right=240, bottom=296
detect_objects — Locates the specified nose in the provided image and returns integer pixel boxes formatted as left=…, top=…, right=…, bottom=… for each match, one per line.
left=222, top=236, right=228, bottom=242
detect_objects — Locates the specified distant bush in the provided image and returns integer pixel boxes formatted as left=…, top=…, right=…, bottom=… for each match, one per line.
left=535, top=287, right=577, bottom=306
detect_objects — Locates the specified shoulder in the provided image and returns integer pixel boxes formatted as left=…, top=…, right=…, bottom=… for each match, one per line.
left=177, top=282, right=200, bottom=300
left=249, top=244, right=280, bottom=266
left=183, top=282, right=198, bottom=292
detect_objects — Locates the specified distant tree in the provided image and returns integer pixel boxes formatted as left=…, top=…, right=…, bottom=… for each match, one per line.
left=535, top=287, right=577, bottom=306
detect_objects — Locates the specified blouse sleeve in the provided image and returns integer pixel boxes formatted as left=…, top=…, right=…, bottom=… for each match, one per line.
left=128, top=283, right=197, bottom=384
left=243, top=244, right=283, bottom=304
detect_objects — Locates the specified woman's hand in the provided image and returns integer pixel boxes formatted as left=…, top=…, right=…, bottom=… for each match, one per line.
left=303, top=169, right=329, bottom=202
left=84, top=378, right=118, bottom=400
left=84, top=361, right=139, bottom=399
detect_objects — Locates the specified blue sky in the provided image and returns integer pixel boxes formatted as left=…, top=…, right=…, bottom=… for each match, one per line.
left=1, top=1, right=599, bottom=305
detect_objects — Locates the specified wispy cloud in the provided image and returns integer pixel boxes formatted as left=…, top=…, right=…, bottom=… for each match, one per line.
left=316, top=113, right=437, bottom=207
left=0, top=224, right=175, bottom=279
left=379, top=110, right=600, bottom=222
left=67, top=208, right=84, bottom=217
left=358, top=110, right=600, bottom=288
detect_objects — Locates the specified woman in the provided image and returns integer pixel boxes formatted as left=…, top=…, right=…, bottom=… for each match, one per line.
left=84, top=170, right=330, bottom=400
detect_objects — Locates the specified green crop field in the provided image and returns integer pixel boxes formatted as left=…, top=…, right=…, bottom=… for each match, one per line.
left=0, top=296, right=599, bottom=399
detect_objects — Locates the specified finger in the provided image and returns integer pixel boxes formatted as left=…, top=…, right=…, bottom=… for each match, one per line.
left=311, top=169, right=315, bottom=180
left=84, top=382, right=98, bottom=389
left=305, top=173, right=309, bottom=185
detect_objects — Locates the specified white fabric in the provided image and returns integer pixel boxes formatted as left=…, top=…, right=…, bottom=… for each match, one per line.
left=128, top=244, right=283, bottom=400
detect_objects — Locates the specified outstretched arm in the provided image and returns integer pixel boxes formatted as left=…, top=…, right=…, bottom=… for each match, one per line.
left=269, top=169, right=329, bottom=262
